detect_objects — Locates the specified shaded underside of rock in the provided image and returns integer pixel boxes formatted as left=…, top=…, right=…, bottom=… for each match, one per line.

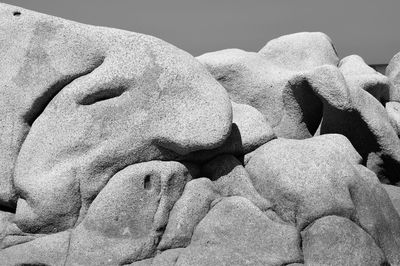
left=315, top=64, right=400, bottom=184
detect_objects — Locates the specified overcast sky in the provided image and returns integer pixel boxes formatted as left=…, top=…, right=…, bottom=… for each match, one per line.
left=3, top=0, right=400, bottom=64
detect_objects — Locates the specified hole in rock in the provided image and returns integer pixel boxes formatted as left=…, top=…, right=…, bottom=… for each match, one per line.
left=79, top=86, right=126, bottom=105
left=144, top=175, right=152, bottom=190
left=13, top=11, right=21, bottom=16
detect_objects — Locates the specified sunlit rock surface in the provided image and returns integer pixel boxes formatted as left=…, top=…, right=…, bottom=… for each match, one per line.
left=1, top=3, right=400, bottom=265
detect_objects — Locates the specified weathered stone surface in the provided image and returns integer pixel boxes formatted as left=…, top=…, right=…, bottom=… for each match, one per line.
left=302, top=215, right=386, bottom=265
left=314, top=64, right=400, bottom=184
left=386, top=101, right=400, bottom=137
left=258, top=32, right=339, bottom=71
left=158, top=178, right=218, bottom=250
left=0, top=231, right=70, bottom=266
left=339, top=55, right=392, bottom=103
left=245, top=134, right=361, bottom=230
left=185, top=101, right=275, bottom=161
left=245, top=135, right=400, bottom=264
left=1, top=2, right=231, bottom=234
left=383, top=184, right=400, bottom=215
left=197, top=49, right=273, bottom=120
left=351, top=165, right=400, bottom=265
left=386, top=51, right=400, bottom=100
left=201, top=155, right=272, bottom=211
left=1, top=3, right=400, bottom=265
left=160, top=155, right=272, bottom=251
left=175, top=197, right=302, bottom=266
left=199, top=50, right=326, bottom=139
left=198, top=33, right=339, bottom=139
left=64, top=161, right=194, bottom=265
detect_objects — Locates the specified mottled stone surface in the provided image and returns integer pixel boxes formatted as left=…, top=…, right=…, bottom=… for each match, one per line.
left=1, top=3, right=400, bottom=266
left=0, top=2, right=231, bottom=234
left=302, top=215, right=386, bottom=265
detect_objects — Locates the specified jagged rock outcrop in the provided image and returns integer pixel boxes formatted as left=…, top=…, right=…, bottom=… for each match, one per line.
left=1, top=3, right=400, bottom=266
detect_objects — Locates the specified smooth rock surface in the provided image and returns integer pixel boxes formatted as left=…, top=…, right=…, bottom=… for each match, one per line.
left=302, top=215, right=386, bottom=265
left=65, top=161, right=194, bottom=265
left=386, top=101, right=400, bottom=137
left=339, top=55, right=392, bottom=103
left=258, top=32, right=339, bottom=71
left=2, top=2, right=231, bottom=234
left=314, top=64, right=400, bottom=184
left=185, top=101, right=275, bottom=161
left=0, top=231, right=70, bottom=266
left=386, top=51, right=400, bottom=101
left=175, top=196, right=302, bottom=266
left=198, top=33, right=338, bottom=139
left=245, top=134, right=361, bottom=230
left=383, top=184, right=400, bottom=215
left=245, top=135, right=400, bottom=264
left=1, top=3, right=400, bottom=265
left=158, top=178, right=218, bottom=250
left=198, top=48, right=334, bottom=139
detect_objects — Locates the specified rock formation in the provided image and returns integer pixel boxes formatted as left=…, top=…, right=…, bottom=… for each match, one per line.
left=1, top=3, right=400, bottom=265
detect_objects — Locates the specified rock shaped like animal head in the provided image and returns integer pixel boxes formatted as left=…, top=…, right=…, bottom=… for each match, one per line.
left=0, top=3, right=232, bottom=232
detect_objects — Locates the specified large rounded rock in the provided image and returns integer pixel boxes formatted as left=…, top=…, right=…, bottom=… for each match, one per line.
left=185, top=101, right=275, bottom=161
left=245, top=134, right=361, bottom=229
left=0, top=231, right=70, bottom=266
left=315, top=64, right=400, bottom=184
left=0, top=3, right=232, bottom=232
left=386, top=101, right=400, bottom=137
left=382, top=184, right=400, bottom=216
left=302, top=215, right=386, bottom=265
left=197, top=49, right=291, bottom=133
left=386, top=51, right=400, bottom=100
left=258, top=32, right=339, bottom=71
left=245, top=134, right=400, bottom=264
left=175, top=197, right=302, bottom=266
left=198, top=49, right=337, bottom=139
left=64, top=161, right=195, bottom=265
left=159, top=155, right=272, bottom=251
left=339, top=55, right=392, bottom=103
left=158, top=178, right=218, bottom=251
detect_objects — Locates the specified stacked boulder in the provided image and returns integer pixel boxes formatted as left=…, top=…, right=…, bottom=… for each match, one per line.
left=0, top=3, right=399, bottom=265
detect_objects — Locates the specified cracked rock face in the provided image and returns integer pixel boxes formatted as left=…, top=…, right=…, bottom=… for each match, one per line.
left=1, top=3, right=400, bottom=266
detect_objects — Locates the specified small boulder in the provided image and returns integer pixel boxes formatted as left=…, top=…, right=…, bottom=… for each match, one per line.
left=302, top=215, right=386, bottom=265
left=65, top=161, right=195, bottom=265
left=175, top=197, right=302, bottom=266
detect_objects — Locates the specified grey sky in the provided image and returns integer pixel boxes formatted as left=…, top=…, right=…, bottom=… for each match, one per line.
left=3, top=0, right=399, bottom=64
